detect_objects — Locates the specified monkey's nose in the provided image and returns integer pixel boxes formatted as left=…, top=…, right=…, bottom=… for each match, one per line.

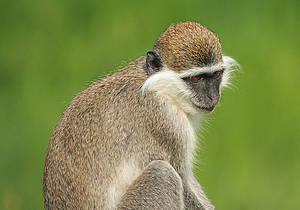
left=207, top=94, right=213, bottom=101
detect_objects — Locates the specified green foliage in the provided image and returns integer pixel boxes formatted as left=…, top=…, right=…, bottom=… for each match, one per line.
left=0, top=0, right=299, bottom=209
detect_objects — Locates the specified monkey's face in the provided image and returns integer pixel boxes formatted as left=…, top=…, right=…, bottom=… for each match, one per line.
left=173, top=57, right=236, bottom=115
left=181, top=69, right=224, bottom=114
left=143, top=53, right=237, bottom=115
left=143, top=22, right=238, bottom=115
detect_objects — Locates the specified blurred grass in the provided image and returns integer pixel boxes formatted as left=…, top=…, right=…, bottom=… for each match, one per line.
left=0, top=0, right=299, bottom=209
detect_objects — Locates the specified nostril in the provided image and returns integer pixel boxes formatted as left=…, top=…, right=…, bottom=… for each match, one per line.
left=207, top=95, right=213, bottom=101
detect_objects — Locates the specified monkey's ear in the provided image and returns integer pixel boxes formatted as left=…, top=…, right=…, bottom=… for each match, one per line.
left=146, top=50, right=163, bottom=75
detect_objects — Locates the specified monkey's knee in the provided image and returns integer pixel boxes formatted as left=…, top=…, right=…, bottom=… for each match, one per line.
left=144, top=160, right=184, bottom=207
left=145, top=160, right=183, bottom=188
left=117, top=160, right=184, bottom=210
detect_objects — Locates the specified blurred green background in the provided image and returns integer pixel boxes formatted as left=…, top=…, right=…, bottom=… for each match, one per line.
left=0, top=0, right=299, bottom=209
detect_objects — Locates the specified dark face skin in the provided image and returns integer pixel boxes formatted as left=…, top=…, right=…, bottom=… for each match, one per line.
left=182, top=70, right=224, bottom=113
left=145, top=50, right=224, bottom=113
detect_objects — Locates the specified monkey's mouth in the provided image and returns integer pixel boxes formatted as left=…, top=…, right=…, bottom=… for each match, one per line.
left=193, top=103, right=215, bottom=113
left=200, top=106, right=215, bottom=112
left=190, top=99, right=216, bottom=113
left=198, top=106, right=215, bottom=114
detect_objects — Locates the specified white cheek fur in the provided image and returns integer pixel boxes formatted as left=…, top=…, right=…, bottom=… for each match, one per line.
left=142, top=68, right=198, bottom=115
left=141, top=55, right=239, bottom=114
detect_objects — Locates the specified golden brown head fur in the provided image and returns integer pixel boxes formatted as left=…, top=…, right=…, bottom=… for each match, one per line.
left=154, top=22, right=222, bottom=71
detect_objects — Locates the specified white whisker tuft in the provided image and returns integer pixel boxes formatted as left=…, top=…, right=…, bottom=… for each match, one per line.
left=221, top=55, right=240, bottom=88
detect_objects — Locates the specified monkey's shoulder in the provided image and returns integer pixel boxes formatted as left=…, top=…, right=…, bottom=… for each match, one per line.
left=101, top=56, right=148, bottom=88
left=60, top=56, right=149, bottom=119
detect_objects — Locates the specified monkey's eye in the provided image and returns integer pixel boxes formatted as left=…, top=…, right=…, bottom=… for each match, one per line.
left=212, top=70, right=223, bottom=78
left=191, top=75, right=201, bottom=81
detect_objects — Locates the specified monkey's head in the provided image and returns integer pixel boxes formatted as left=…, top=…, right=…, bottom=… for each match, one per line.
left=143, top=22, right=238, bottom=115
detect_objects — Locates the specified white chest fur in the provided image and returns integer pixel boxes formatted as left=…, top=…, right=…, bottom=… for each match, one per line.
left=107, top=159, right=142, bottom=209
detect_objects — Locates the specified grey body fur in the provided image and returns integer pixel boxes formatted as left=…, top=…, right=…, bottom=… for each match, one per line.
left=43, top=22, right=238, bottom=210
left=44, top=56, right=213, bottom=209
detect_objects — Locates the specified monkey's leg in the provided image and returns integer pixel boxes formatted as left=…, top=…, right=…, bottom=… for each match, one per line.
left=185, top=176, right=215, bottom=210
left=183, top=185, right=207, bottom=210
left=117, top=160, right=184, bottom=210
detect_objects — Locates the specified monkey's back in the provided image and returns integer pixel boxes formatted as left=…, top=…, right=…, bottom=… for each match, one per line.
left=43, top=56, right=174, bottom=209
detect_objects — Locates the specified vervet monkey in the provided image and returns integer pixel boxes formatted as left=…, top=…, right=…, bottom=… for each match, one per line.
left=43, top=22, right=238, bottom=210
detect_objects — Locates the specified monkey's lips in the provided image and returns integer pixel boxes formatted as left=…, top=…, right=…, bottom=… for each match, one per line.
left=193, top=103, right=215, bottom=113
left=199, top=106, right=215, bottom=113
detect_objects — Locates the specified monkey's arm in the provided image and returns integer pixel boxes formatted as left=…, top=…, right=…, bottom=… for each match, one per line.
left=184, top=176, right=215, bottom=210
left=117, top=160, right=184, bottom=210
